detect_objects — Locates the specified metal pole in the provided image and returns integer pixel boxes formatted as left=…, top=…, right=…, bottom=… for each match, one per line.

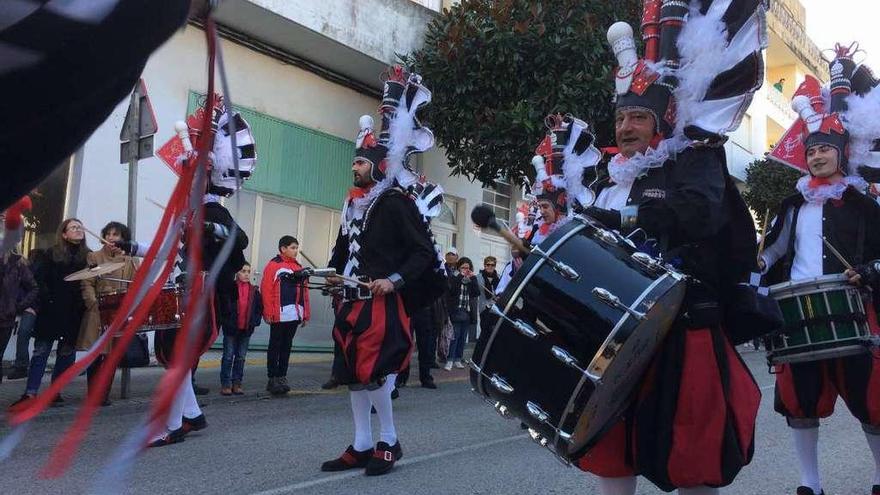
left=121, top=85, right=140, bottom=399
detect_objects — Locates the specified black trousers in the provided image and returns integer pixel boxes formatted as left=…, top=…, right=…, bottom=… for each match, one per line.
left=412, top=306, right=438, bottom=381
left=0, top=325, right=12, bottom=380
left=267, top=321, right=299, bottom=378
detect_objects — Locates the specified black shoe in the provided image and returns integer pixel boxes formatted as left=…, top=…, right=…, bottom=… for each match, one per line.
left=51, top=394, right=65, bottom=407
left=390, top=388, right=399, bottom=400
left=147, top=427, right=186, bottom=448
left=320, top=445, right=374, bottom=472
left=321, top=378, right=339, bottom=390
left=420, top=379, right=437, bottom=389
left=181, top=414, right=207, bottom=434
left=8, top=393, right=34, bottom=411
left=6, top=368, right=27, bottom=380
left=279, top=376, right=291, bottom=393
left=101, top=398, right=112, bottom=407
left=266, top=377, right=276, bottom=392
left=795, top=487, right=824, bottom=495
left=193, top=384, right=210, bottom=396
left=364, top=441, right=403, bottom=476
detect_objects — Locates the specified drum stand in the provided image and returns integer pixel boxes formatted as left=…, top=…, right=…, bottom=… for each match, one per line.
left=96, top=275, right=134, bottom=399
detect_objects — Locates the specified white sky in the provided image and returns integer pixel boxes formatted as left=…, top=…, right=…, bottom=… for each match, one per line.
left=799, top=0, right=880, bottom=69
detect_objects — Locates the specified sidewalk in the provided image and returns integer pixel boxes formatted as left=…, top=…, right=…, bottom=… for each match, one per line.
left=0, top=349, right=470, bottom=414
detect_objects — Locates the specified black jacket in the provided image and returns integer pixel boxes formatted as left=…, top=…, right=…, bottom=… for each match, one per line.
left=446, top=273, right=480, bottom=323
left=202, top=202, right=249, bottom=296
left=0, top=253, right=38, bottom=328
left=592, top=146, right=756, bottom=298
left=329, top=188, right=438, bottom=311
left=218, top=282, right=263, bottom=336
left=33, top=244, right=87, bottom=342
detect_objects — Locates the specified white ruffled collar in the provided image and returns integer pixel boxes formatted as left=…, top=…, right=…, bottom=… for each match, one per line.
left=796, top=175, right=867, bottom=204
left=607, top=135, right=689, bottom=186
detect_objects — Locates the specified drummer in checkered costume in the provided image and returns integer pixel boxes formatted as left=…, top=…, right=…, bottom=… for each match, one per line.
left=321, top=66, right=446, bottom=476
left=576, top=1, right=770, bottom=493
left=760, top=45, right=880, bottom=495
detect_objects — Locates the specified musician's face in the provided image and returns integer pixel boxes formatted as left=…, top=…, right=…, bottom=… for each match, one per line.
left=615, top=109, right=656, bottom=158
left=237, top=264, right=251, bottom=282
left=280, top=242, right=299, bottom=260
left=538, top=200, right=557, bottom=224
left=807, top=144, right=842, bottom=179
left=352, top=159, right=374, bottom=187
left=62, top=221, right=84, bottom=243
left=103, top=229, right=123, bottom=254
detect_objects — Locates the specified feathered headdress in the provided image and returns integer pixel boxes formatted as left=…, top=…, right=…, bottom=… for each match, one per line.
left=608, top=0, right=768, bottom=143
left=354, top=65, right=434, bottom=187
left=769, top=43, right=880, bottom=179
left=530, top=114, right=602, bottom=214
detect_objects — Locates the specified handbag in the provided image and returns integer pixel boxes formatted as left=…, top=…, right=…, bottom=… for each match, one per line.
left=120, top=333, right=150, bottom=368
left=438, top=318, right=454, bottom=362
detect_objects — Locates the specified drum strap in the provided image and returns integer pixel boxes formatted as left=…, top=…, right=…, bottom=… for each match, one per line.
left=781, top=312, right=867, bottom=334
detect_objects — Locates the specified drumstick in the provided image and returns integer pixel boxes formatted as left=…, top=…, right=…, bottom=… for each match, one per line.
left=146, top=197, right=167, bottom=211
left=756, top=208, right=770, bottom=263
left=337, top=275, right=372, bottom=289
left=83, top=226, right=112, bottom=246
left=822, top=237, right=853, bottom=270
left=299, top=249, right=319, bottom=268
left=471, top=205, right=528, bottom=254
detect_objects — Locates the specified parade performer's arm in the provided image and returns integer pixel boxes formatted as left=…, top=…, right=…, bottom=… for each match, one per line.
left=637, top=147, right=726, bottom=240
left=327, top=226, right=348, bottom=284
left=845, top=199, right=880, bottom=288
left=373, top=194, right=435, bottom=294
left=757, top=208, right=793, bottom=274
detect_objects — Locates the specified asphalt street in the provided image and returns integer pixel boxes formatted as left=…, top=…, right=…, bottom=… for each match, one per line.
left=0, top=349, right=876, bottom=495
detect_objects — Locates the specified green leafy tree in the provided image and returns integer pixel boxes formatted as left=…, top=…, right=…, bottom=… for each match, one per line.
left=404, top=0, right=641, bottom=186
left=743, top=157, right=803, bottom=230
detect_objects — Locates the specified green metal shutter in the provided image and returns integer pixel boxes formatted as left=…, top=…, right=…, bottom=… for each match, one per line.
left=187, top=92, right=351, bottom=209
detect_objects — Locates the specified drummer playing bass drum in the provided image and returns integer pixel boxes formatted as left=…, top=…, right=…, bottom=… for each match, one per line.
left=759, top=58, right=880, bottom=495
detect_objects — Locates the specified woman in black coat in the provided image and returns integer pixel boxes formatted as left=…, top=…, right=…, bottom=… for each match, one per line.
left=17, top=218, right=88, bottom=403
left=443, top=257, right=479, bottom=370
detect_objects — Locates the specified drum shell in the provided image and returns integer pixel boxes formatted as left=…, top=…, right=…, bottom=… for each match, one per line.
left=765, top=274, right=871, bottom=364
left=470, top=217, right=684, bottom=459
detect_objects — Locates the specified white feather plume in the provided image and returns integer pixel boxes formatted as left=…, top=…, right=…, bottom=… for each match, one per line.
left=845, top=87, right=880, bottom=170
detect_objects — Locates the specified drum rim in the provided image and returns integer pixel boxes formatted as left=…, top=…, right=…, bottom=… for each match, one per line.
left=559, top=270, right=685, bottom=455
left=473, top=219, right=587, bottom=397
left=768, top=274, right=853, bottom=298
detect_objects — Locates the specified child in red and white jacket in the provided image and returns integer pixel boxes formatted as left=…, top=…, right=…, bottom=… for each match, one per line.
left=260, top=235, right=310, bottom=395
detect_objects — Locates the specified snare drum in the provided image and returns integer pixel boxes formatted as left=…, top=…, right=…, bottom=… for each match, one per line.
left=98, top=285, right=184, bottom=332
left=765, top=274, right=871, bottom=364
left=470, top=216, right=686, bottom=462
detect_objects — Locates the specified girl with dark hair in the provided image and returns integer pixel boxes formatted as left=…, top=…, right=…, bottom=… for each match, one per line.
left=12, top=218, right=88, bottom=405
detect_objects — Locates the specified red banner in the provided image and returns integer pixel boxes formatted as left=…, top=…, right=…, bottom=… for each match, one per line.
left=768, top=119, right=809, bottom=173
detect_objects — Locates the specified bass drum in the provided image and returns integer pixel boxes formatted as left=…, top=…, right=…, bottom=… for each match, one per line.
left=470, top=216, right=685, bottom=461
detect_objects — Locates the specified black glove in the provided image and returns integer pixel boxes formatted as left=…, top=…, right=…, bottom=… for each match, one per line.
left=853, top=260, right=880, bottom=288
left=584, top=207, right=622, bottom=230
left=113, top=240, right=139, bottom=256
left=204, top=221, right=230, bottom=242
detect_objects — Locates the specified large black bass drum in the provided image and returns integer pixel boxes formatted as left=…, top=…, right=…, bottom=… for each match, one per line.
left=469, top=215, right=685, bottom=462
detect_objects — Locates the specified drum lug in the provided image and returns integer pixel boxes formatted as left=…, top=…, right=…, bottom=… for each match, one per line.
left=468, top=360, right=481, bottom=374
left=489, top=305, right=540, bottom=339
left=527, top=427, right=572, bottom=468
left=557, top=431, right=573, bottom=445
left=594, top=228, right=619, bottom=245
left=530, top=247, right=581, bottom=281
left=551, top=346, right=584, bottom=373
left=489, top=374, right=514, bottom=394
left=526, top=401, right=550, bottom=423
left=631, top=252, right=664, bottom=274
left=592, top=287, right=646, bottom=321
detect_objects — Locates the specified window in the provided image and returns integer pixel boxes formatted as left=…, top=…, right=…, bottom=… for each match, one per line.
left=482, top=180, right=512, bottom=223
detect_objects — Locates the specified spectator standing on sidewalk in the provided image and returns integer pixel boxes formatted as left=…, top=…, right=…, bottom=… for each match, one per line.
left=13, top=218, right=87, bottom=405
left=260, top=236, right=310, bottom=396
left=0, top=249, right=38, bottom=384
left=444, top=257, right=479, bottom=370
left=78, top=221, right=138, bottom=406
left=218, top=262, right=262, bottom=395
left=476, top=256, right=500, bottom=341
left=8, top=249, right=44, bottom=380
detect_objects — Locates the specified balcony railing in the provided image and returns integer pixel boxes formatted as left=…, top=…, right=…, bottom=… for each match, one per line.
left=766, top=87, right=797, bottom=123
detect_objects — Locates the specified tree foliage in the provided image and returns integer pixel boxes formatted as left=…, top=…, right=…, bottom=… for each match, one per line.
left=743, top=158, right=803, bottom=230
left=404, top=0, right=641, bottom=186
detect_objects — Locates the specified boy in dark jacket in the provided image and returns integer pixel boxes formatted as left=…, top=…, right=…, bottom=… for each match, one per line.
left=0, top=251, right=38, bottom=383
left=219, top=262, right=263, bottom=395
left=260, top=236, right=310, bottom=395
